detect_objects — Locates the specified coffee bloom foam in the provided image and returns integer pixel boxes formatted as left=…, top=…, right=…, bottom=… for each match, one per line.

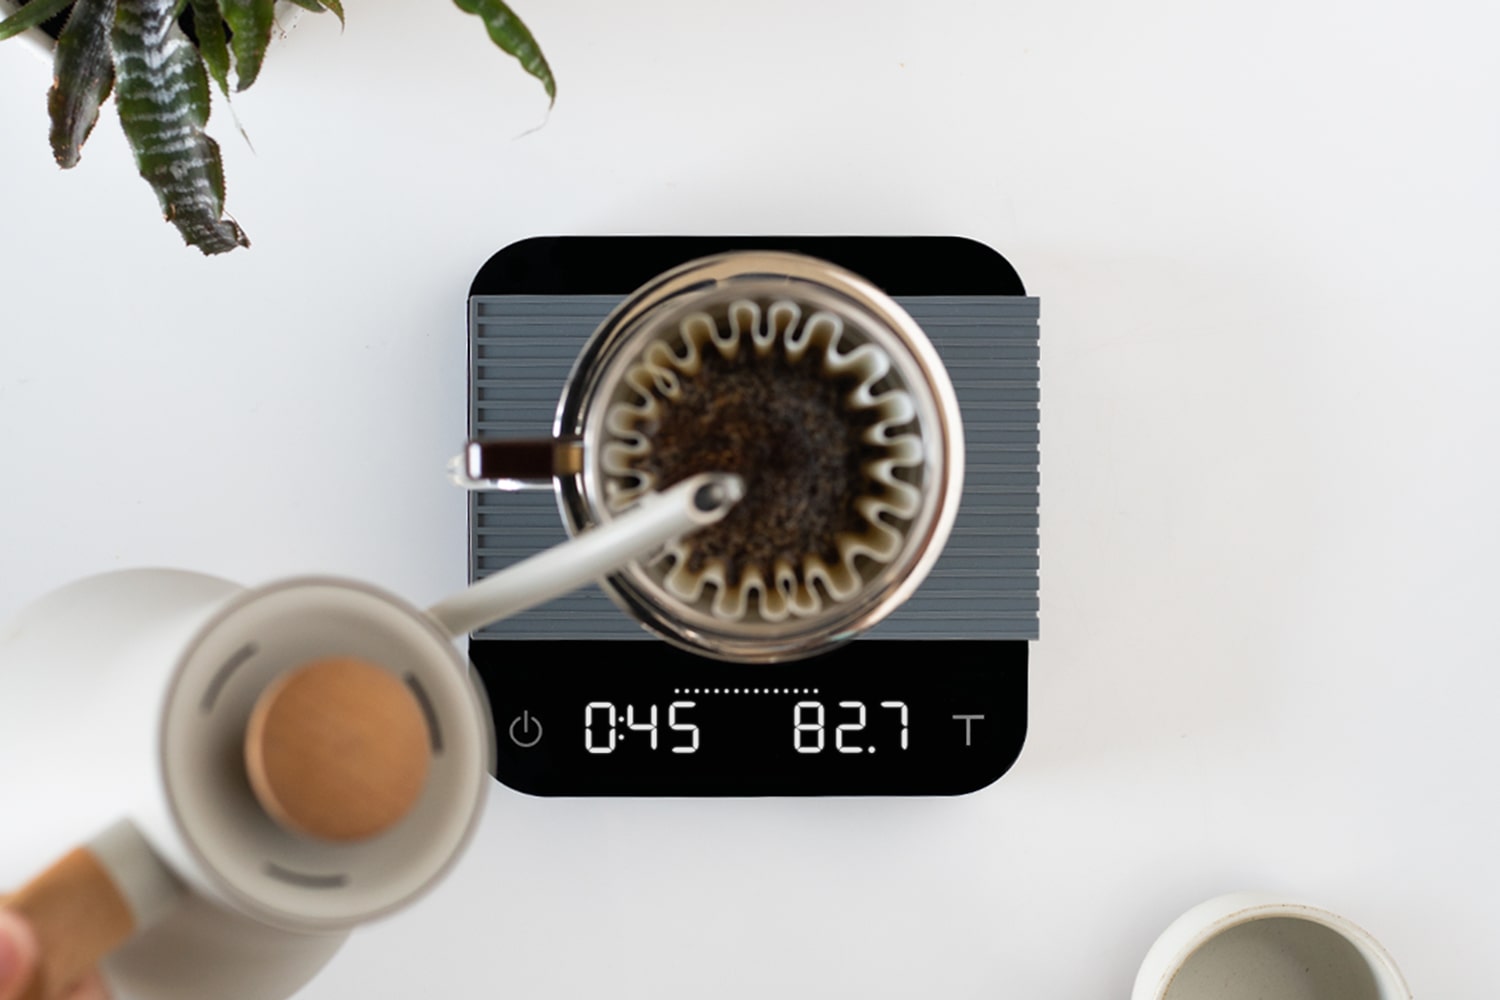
left=600, top=297, right=924, bottom=625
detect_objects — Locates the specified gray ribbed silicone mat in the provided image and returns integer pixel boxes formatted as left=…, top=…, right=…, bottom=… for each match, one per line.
left=469, top=294, right=1040, bottom=640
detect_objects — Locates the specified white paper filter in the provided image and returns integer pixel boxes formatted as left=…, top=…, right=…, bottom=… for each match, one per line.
left=599, top=297, right=924, bottom=626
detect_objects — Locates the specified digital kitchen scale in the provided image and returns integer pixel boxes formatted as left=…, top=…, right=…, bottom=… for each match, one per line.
left=466, top=236, right=1038, bottom=796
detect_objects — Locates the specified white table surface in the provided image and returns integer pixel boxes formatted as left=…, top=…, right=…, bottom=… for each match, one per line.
left=3, top=1, right=1497, bottom=997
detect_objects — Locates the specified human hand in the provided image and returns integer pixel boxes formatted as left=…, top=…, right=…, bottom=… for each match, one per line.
left=0, top=909, right=107, bottom=1000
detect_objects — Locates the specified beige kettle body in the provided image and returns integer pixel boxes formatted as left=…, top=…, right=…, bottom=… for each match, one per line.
left=0, top=474, right=740, bottom=1000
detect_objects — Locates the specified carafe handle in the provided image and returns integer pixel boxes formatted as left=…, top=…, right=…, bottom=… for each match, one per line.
left=8, top=821, right=181, bottom=1000
left=450, top=437, right=582, bottom=490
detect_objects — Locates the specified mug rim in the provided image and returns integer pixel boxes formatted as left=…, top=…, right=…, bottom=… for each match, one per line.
left=1132, top=891, right=1413, bottom=1000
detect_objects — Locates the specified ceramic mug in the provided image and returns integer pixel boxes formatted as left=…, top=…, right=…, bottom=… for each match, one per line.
left=460, top=250, right=966, bottom=663
left=1133, top=892, right=1413, bottom=1000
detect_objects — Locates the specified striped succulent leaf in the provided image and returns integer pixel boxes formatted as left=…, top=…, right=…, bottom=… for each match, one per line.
left=451, top=0, right=554, bottom=104
left=219, top=0, right=272, bottom=91
left=113, top=0, right=248, bottom=254
left=0, top=0, right=74, bottom=41
left=282, top=0, right=341, bottom=26
left=48, top=0, right=117, bottom=167
left=189, top=0, right=231, bottom=94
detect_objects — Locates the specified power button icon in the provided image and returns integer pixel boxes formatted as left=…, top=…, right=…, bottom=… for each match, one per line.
left=509, top=711, right=543, bottom=748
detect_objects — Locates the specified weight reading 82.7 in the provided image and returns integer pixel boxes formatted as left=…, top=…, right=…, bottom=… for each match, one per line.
left=580, top=700, right=911, bottom=756
left=793, top=701, right=909, bottom=754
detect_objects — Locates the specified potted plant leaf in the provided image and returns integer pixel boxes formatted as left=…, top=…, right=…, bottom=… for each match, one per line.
left=0, top=0, right=553, bottom=254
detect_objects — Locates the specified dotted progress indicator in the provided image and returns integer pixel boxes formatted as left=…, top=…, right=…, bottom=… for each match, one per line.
left=673, top=688, right=821, bottom=696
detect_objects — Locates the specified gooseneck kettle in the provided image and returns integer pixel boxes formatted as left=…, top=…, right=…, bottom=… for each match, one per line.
left=0, top=473, right=741, bottom=1000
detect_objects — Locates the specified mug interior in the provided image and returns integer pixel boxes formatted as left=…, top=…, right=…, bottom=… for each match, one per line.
left=1156, top=908, right=1411, bottom=1000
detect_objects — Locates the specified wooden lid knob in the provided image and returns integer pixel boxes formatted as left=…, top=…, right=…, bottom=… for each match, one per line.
left=245, top=656, right=432, bottom=842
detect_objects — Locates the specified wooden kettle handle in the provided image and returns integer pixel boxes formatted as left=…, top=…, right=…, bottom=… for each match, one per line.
left=6, top=823, right=181, bottom=1000
left=8, top=848, right=135, bottom=1000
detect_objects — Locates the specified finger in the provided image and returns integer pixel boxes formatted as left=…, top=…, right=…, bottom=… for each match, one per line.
left=58, top=970, right=110, bottom=1000
left=0, top=909, right=40, bottom=1000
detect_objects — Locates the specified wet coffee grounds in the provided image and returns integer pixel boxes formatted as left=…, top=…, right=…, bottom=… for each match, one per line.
left=634, top=346, right=884, bottom=586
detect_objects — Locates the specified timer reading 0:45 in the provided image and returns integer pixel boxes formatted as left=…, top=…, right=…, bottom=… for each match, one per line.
left=584, top=702, right=700, bottom=754
left=581, top=701, right=911, bottom=755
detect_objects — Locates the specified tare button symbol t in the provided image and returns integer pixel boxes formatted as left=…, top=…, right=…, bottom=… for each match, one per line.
left=952, top=714, right=985, bottom=747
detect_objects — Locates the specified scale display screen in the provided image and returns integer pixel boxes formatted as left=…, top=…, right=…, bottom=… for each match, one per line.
left=473, top=640, right=1025, bottom=796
